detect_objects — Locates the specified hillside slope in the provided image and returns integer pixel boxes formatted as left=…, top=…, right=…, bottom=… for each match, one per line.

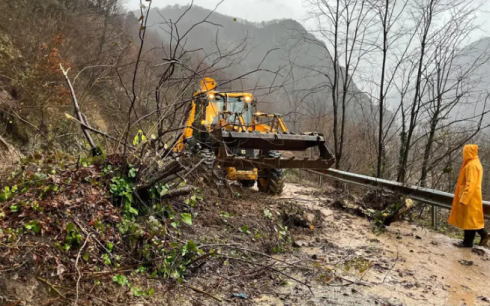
left=0, top=0, right=157, bottom=154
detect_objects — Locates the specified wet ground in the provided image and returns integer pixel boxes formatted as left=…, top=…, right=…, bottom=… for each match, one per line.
left=4, top=181, right=488, bottom=306
left=253, top=183, right=490, bottom=306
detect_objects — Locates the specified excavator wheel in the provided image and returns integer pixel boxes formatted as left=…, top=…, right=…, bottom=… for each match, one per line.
left=199, top=148, right=216, bottom=170
left=240, top=180, right=255, bottom=188
left=257, top=151, right=285, bottom=195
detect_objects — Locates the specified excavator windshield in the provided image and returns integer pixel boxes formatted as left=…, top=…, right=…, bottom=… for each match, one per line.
left=206, top=94, right=225, bottom=125
left=227, top=96, right=252, bottom=125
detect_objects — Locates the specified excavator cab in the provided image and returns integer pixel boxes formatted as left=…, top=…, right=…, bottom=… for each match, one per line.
left=174, top=78, right=335, bottom=194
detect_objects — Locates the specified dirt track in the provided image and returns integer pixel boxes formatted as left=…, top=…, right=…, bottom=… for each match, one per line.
left=255, top=183, right=490, bottom=306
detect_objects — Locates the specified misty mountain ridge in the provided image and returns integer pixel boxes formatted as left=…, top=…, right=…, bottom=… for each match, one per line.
left=143, top=4, right=372, bottom=129
left=450, top=37, right=490, bottom=124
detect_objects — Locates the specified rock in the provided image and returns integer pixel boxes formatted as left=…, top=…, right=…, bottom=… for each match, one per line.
left=293, top=240, right=309, bottom=247
left=459, top=260, right=474, bottom=266
left=472, top=248, right=486, bottom=256
left=303, top=212, right=316, bottom=225
left=288, top=212, right=317, bottom=228
left=385, top=298, right=404, bottom=306
left=315, top=237, right=321, bottom=243
left=311, top=254, right=318, bottom=260
left=431, top=241, right=439, bottom=245
left=415, top=235, right=422, bottom=239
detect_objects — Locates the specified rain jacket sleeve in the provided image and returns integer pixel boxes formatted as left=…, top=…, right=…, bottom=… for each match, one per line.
left=460, top=164, right=479, bottom=205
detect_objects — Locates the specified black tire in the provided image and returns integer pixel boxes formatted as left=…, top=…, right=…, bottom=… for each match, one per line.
left=199, top=148, right=216, bottom=170
left=240, top=180, right=255, bottom=188
left=257, top=151, right=285, bottom=195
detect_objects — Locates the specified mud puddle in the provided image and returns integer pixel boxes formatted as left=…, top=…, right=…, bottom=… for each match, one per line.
left=257, top=183, right=490, bottom=306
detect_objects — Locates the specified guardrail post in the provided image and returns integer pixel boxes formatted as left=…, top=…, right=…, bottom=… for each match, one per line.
left=431, top=206, right=438, bottom=229
left=319, top=175, right=323, bottom=187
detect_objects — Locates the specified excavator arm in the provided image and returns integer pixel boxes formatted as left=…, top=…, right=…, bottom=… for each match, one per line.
left=174, top=102, right=196, bottom=153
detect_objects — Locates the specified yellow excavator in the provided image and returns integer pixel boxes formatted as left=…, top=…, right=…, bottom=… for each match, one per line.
left=174, top=77, right=335, bottom=194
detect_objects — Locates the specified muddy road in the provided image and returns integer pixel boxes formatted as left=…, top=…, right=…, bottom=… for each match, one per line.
left=252, top=183, right=490, bottom=306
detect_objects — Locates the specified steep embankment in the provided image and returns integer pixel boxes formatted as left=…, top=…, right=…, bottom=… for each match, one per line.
left=0, top=1, right=156, bottom=154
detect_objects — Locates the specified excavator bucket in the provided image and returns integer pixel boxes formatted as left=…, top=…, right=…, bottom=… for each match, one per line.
left=212, top=129, right=335, bottom=170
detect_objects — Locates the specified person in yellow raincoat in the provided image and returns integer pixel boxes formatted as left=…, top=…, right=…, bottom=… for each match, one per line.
left=449, top=144, right=489, bottom=247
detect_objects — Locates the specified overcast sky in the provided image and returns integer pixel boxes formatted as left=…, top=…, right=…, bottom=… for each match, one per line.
left=124, top=0, right=307, bottom=24
left=124, top=0, right=490, bottom=44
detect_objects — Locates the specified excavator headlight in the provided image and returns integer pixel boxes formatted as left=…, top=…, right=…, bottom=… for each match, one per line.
left=244, top=96, right=252, bottom=103
left=208, top=93, right=215, bottom=100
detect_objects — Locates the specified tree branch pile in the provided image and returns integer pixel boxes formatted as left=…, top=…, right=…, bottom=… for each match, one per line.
left=333, top=190, right=415, bottom=231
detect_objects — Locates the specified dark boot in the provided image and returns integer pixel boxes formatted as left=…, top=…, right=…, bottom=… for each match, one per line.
left=455, top=230, right=476, bottom=248
left=454, top=241, right=473, bottom=248
left=478, top=229, right=489, bottom=246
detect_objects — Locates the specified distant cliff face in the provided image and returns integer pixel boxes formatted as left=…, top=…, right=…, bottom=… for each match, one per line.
left=448, top=37, right=490, bottom=125
left=145, top=5, right=372, bottom=129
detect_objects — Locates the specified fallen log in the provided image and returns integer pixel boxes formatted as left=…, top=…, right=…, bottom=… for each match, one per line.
left=333, top=191, right=415, bottom=230
left=160, top=173, right=181, bottom=185
left=163, top=186, right=194, bottom=198
left=138, top=160, right=184, bottom=191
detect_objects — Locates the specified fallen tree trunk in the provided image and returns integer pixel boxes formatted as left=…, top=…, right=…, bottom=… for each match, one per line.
left=160, top=173, right=180, bottom=185
left=333, top=190, right=415, bottom=230
left=137, top=160, right=185, bottom=191
left=163, top=186, right=194, bottom=198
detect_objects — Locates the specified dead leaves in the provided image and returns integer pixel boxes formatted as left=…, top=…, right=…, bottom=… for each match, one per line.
left=0, top=160, right=121, bottom=273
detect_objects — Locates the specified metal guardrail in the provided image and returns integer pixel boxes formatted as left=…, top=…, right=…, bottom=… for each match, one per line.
left=306, top=169, right=490, bottom=220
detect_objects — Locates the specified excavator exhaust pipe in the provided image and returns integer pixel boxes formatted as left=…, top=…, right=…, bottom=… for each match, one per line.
left=212, top=129, right=335, bottom=170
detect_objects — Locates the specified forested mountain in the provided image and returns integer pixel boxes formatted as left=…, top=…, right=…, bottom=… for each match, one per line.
left=146, top=5, right=372, bottom=129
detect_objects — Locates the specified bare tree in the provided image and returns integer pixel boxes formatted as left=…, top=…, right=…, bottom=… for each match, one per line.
left=395, top=0, right=449, bottom=182
left=418, top=6, right=490, bottom=186
left=365, top=0, right=411, bottom=178
left=305, top=0, right=374, bottom=169
left=394, top=0, right=489, bottom=183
